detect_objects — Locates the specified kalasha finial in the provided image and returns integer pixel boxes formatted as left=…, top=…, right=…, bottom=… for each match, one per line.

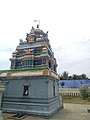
left=34, top=20, right=40, bottom=29
left=37, top=24, right=39, bottom=28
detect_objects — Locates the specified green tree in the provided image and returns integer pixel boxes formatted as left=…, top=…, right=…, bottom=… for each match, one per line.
left=72, top=74, right=78, bottom=80
left=68, top=76, right=73, bottom=80
left=80, top=74, right=87, bottom=79
left=79, top=85, right=89, bottom=99
left=61, top=71, right=69, bottom=80
left=60, top=82, right=65, bottom=88
left=60, top=71, right=89, bottom=80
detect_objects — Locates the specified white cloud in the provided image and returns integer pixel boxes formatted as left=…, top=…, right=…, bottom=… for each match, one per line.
left=54, top=38, right=90, bottom=77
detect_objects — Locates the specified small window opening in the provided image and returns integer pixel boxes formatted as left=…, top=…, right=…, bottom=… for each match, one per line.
left=23, top=86, right=29, bottom=96
left=53, top=81, right=55, bottom=96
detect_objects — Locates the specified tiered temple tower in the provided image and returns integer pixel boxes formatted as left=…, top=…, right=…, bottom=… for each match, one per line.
left=0, top=23, right=63, bottom=116
left=10, top=25, right=57, bottom=72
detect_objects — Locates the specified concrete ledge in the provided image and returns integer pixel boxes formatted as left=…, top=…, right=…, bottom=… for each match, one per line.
left=0, top=110, right=2, bottom=116
left=0, top=117, right=3, bottom=120
left=0, top=110, right=3, bottom=120
left=2, top=106, right=61, bottom=117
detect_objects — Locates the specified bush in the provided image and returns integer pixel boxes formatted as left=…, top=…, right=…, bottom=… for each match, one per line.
left=79, top=85, right=90, bottom=100
left=60, top=82, right=65, bottom=88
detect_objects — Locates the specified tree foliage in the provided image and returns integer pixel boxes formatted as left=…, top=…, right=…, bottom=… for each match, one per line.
left=79, top=85, right=90, bottom=100
left=60, top=71, right=69, bottom=80
left=60, top=71, right=89, bottom=80
left=60, top=82, right=65, bottom=88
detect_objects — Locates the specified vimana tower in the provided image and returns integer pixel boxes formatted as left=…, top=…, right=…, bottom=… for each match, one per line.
left=0, top=22, right=63, bottom=116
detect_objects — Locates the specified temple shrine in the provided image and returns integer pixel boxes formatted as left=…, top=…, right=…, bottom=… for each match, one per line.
left=0, top=22, right=63, bottom=116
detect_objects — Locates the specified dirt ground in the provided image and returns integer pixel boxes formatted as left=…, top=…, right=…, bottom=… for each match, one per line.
left=3, top=103, right=90, bottom=120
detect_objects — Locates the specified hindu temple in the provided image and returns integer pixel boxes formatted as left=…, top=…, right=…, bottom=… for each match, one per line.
left=0, top=22, right=63, bottom=116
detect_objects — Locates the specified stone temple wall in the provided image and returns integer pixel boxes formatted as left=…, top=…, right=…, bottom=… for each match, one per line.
left=0, top=71, right=63, bottom=116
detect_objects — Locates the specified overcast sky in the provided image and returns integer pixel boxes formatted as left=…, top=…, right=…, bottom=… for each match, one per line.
left=0, top=0, right=90, bottom=78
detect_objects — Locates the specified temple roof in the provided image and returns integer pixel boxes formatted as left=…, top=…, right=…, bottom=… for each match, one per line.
left=9, top=24, right=57, bottom=73
left=26, top=26, right=48, bottom=42
left=30, top=27, right=46, bottom=35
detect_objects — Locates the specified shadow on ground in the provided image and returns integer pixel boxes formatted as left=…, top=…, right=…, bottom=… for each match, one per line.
left=3, top=103, right=90, bottom=120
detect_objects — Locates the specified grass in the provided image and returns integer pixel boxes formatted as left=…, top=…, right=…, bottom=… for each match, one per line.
left=62, top=96, right=90, bottom=105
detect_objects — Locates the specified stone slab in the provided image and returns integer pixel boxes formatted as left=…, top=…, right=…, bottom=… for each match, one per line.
left=0, top=110, right=2, bottom=116
left=0, top=110, right=3, bottom=120
left=0, top=117, right=3, bottom=120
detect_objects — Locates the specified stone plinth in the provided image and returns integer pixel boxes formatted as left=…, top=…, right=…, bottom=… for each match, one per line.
left=0, top=110, right=3, bottom=120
